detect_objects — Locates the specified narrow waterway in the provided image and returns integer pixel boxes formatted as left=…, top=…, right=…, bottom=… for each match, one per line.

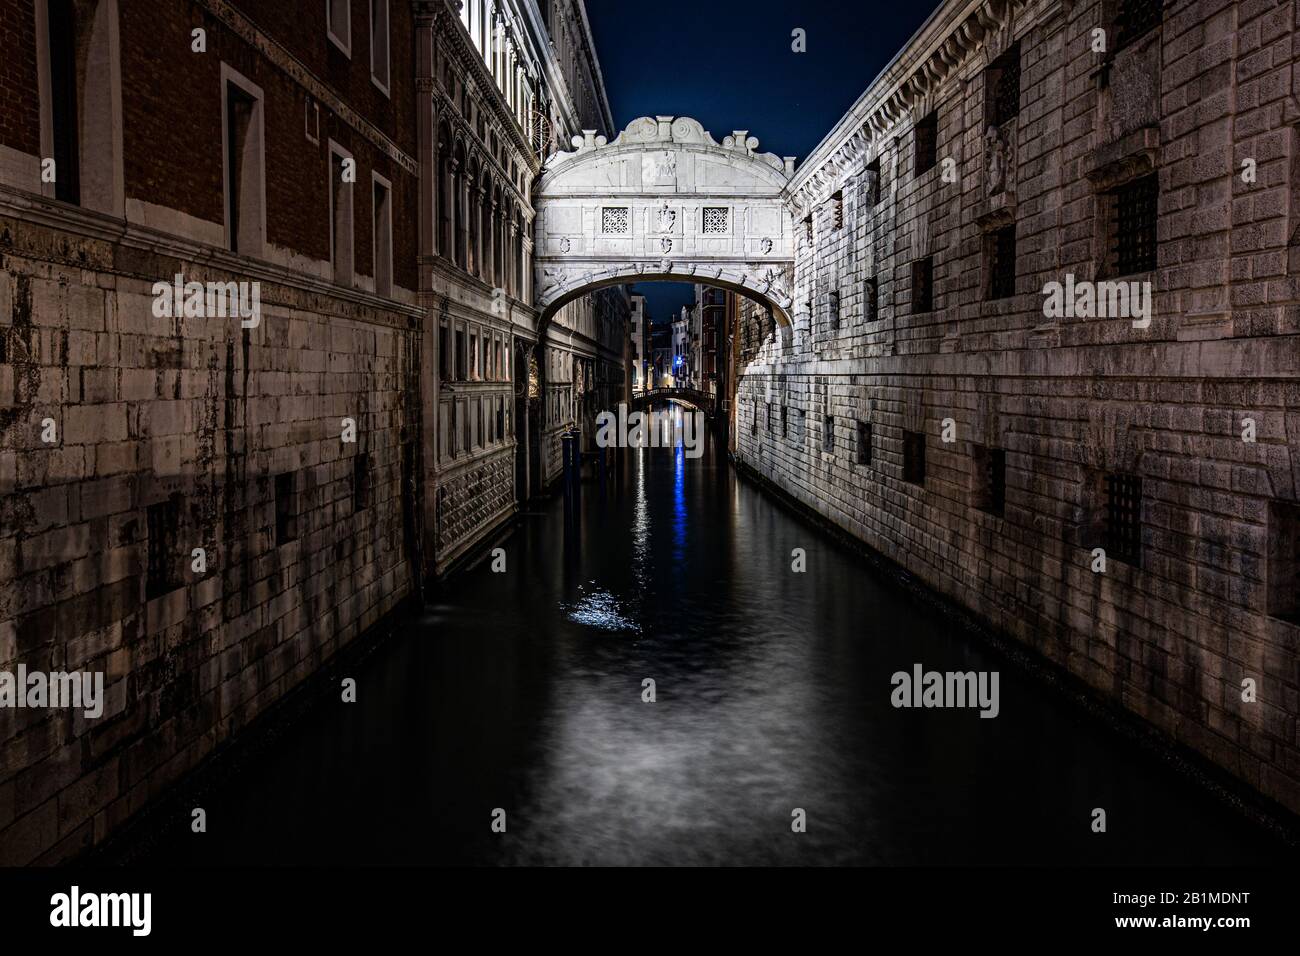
left=134, top=432, right=1288, bottom=865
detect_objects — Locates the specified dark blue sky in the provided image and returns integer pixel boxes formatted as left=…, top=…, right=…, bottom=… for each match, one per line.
left=583, top=0, right=936, bottom=323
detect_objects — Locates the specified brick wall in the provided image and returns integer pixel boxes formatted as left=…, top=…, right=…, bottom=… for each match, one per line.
left=735, top=0, right=1300, bottom=814
left=0, top=206, right=423, bottom=864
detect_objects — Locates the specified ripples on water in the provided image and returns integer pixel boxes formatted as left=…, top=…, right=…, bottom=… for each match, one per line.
left=137, top=435, right=1292, bottom=866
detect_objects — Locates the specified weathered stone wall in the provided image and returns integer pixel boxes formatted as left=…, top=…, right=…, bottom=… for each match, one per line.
left=736, top=0, right=1300, bottom=813
left=0, top=209, right=423, bottom=863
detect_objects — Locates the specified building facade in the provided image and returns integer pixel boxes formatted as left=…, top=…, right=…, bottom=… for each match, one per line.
left=423, top=0, right=626, bottom=571
left=629, top=292, right=647, bottom=391
left=732, top=0, right=1300, bottom=814
left=0, top=0, right=425, bottom=864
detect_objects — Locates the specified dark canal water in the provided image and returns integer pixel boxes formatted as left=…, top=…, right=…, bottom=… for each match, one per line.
left=134, top=434, right=1290, bottom=865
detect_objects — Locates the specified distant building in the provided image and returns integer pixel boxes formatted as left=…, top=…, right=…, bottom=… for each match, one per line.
left=671, top=305, right=693, bottom=386
left=629, top=294, right=648, bottom=391
left=694, top=285, right=727, bottom=397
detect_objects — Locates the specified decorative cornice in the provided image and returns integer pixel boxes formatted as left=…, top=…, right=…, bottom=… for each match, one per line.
left=789, top=0, right=1036, bottom=209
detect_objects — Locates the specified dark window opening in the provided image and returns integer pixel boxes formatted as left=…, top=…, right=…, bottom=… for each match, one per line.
left=1267, top=500, right=1300, bottom=624
left=823, top=414, right=834, bottom=453
left=47, top=0, right=80, bottom=205
left=781, top=405, right=788, bottom=439
left=865, top=278, right=879, bottom=321
left=828, top=289, right=840, bottom=330
left=1116, top=0, right=1163, bottom=51
left=989, top=224, right=1017, bottom=299
left=985, top=43, right=1021, bottom=127
left=865, top=158, right=881, bottom=207
left=455, top=329, right=467, bottom=381
left=912, top=256, right=934, bottom=314
left=353, top=453, right=370, bottom=512
left=973, top=445, right=1006, bottom=517
left=903, top=430, right=926, bottom=485
left=832, top=190, right=843, bottom=230
left=914, top=111, right=938, bottom=175
left=146, top=496, right=183, bottom=599
left=226, top=83, right=257, bottom=254
left=1103, top=472, right=1142, bottom=566
left=275, top=472, right=298, bottom=545
left=857, top=421, right=872, bottom=466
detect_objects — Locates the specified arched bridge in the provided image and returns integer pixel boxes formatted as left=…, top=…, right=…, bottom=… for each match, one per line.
left=631, top=386, right=718, bottom=421
left=533, top=116, right=797, bottom=327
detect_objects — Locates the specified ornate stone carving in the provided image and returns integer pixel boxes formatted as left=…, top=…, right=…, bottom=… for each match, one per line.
left=984, top=124, right=1011, bottom=196
left=656, top=202, right=677, bottom=233
left=761, top=238, right=773, bottom=254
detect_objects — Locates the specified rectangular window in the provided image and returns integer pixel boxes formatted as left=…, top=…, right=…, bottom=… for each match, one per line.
left=329, top=143, right=355, bottom=284
left=856, top=421, right=872, bottom=466
left=496, top=399, right=505, bottom=443
left=823, top=414, right=834, bottom=453
left=1267, top=500, right=1300, bottom=623
left=912, top=256, right=934, bottom=314
left=988, top=224, right=1017, bottom=299
left=781, top=405, right=788, bottom=438
left=864, top=158, right=881, bottom=208
left=372, top=174, right=392, bottom=297
left=1116, top=0, right=1163, bottom=50
left=766, top=403, right=772, bottom=432
left=751, top=399, right=758, bottom=435
left=831, top=190, right=843, bottom=230
left=903, top=430, right=926, bottom=485
left=440, top=323, right=452, bottom=380
left=1111, top=174, right=1158, bottom=276
left=828, top=289, right=840, bottom=330
left=455, top=328, right=466, bottom=381
left=973, top=445, right=1006, bottom=516
left=370, top=0, right=390, bottom=93
left=985, top=43, right=1021, bottom=127
left=328, top=0, right=351, bottom=55
left=224, top=70, right=266, bottom=256
left=275, top=472, right=298, bottom=545
left=1103, top=472, right=1142, bottom=566
left=914, top=111, right=938, bottom=175
left=865, top=277, right=879, bottom=322
left=803, top=215, right=813, bottom=245
left=145, top=496, right=183, bottom=600
left=47, top=0, right=80, bottom=205
left=353, top=453, right=370, bottom=512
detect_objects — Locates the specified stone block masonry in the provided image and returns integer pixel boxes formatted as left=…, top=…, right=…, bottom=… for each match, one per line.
left=0, top=210, right=423, bottom=864
left=734, top=0, right=1300, bottom=815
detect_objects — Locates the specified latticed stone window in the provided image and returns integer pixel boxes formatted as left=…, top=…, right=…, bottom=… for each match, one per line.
left=1116, top=0, right=1163, bottom=50
left=912, top=256, right=934, bottom=314
left=985, top=43, right=1021, bottom=128
left=601, top=206, right=629, bottom=234
left=1110, top=173, right=1158, bottom=275
left=988, top=224, right=1017, bottom=299
left=1103, top=472, right=1142, bottom=566
left=703, top=207, right=729, bottom=234
left=914, top=110, right=938, bottom=174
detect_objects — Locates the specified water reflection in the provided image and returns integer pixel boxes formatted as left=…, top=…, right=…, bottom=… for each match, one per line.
left=133, top=440, right=1292, bottom=866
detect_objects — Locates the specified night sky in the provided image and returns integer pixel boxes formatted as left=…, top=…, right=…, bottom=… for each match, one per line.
left=583, top=0, right=937, bottom=324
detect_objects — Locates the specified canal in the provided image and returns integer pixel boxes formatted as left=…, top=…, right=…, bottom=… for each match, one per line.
left=129, top=434, right=1288, bottom=866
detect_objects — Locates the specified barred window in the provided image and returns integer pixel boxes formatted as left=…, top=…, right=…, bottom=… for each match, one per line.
left=857, top=421, right=872, bottom=466
left=1116, top=0, right=1163, bottom=50
left=985, top=43, right=1021, bottom=128
left=865, top=158, right=881, bottom=207
left=912, top=256, right=934, bottom=314
left=903, top=430, right=926, bottom=485
left=1103, top=472, right=1142, bottom=566
left=1267, top=500, right=1300, bottom=623
left=973, top=445, right=1006, bottom=517
left=988, top=224, right=1017, bottom=299
left=914, top=110, right=938, bottom=175
left=601, top=207, right=629, bottom=234
left=146, top=496, right=183, bottom=599
left=1111, top=174, right=1158, bottom=275
left=703, top=207, right=729, bottom=234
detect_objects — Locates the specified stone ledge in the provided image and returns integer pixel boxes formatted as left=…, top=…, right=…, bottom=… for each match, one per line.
left=1084, top=126, right=1160, bottom=192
